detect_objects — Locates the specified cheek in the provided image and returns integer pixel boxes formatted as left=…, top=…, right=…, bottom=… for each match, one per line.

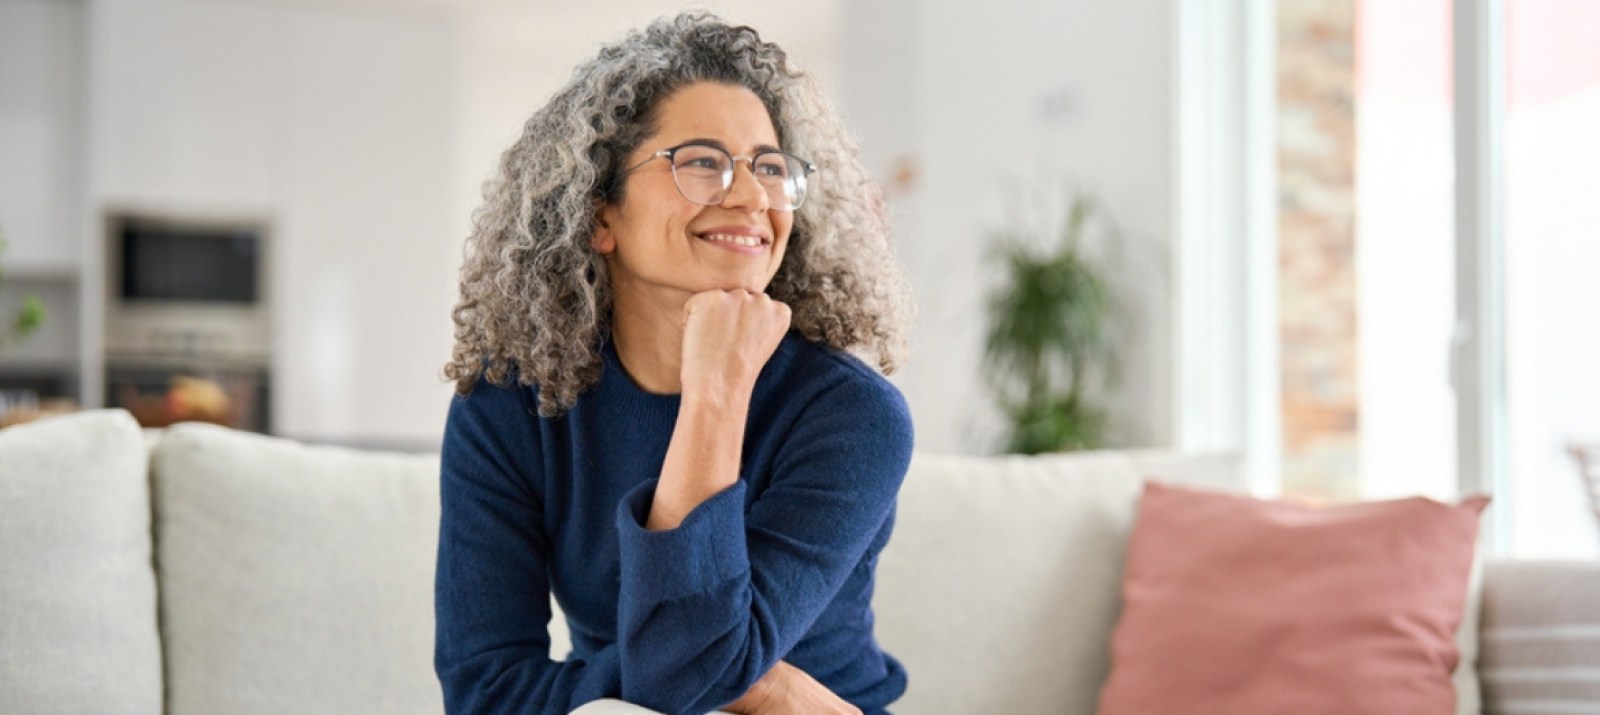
left=657, top=203, right=699, bottom=238
left=776, top=218, right=796, bottom=256
left=774, top=212, right=796, bottom=243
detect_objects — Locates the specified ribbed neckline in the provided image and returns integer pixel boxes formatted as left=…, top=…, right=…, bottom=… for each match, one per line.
left=598, top=332, right=682, bottom=429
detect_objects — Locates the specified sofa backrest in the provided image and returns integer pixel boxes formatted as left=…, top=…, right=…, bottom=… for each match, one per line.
left=150, top=422, right=443, bottom=715
left=871, top=450, right=1244, bottom=715
left=0, top=409, right=164, bottom=715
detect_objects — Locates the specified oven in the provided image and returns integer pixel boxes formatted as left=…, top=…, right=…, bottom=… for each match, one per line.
left=102, top=212, right=273, bottom=432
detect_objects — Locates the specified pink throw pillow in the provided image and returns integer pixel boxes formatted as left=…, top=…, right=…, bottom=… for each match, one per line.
left=1095, top=482, right=1488, bottom=715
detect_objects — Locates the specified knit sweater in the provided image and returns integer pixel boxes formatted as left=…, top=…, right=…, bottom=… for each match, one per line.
left=434, top=332, right=912, bottom=715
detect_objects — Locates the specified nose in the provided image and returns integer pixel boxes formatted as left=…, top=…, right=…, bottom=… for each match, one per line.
left=719, top=159, right=771, bottom=212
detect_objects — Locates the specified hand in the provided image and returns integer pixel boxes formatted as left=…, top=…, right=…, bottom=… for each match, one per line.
left=724, top=661, right=862, bottom=715
left=679, top=290, right=791, bottom=405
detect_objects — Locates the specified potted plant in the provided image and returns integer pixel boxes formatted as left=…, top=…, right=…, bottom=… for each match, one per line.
left=0, top=224, right=52, bottom=427
left=983, top=194, right=1118, bottom=454
left=0, top=225, right=46, bottom=349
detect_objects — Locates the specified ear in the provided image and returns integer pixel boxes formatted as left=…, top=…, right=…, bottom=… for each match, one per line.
left=591, top=203, right=617, bottom=255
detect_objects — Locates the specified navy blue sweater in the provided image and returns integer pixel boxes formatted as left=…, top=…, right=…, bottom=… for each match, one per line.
left=434, top=332, right=911, bottom=715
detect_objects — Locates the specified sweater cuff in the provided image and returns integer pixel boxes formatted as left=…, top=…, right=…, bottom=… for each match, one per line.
left=616, top=479, right=750, bottom=603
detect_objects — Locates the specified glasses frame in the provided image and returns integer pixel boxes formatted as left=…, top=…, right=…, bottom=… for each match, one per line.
left=611, top=142, right=817, bottom=212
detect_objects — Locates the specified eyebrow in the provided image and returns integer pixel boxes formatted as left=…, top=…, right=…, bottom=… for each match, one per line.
left=679, top=137, right=784, bottom=155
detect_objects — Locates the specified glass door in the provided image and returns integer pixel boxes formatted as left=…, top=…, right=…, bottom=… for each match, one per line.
left=1501, top=0, right=1600, bottom=557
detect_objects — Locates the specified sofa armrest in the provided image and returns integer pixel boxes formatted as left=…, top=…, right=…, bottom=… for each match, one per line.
left=568, top=701, right=665, bottom=715
left=567, top=700, right=733, bottom=715
left=1479, top=559, right=1600, bottom=711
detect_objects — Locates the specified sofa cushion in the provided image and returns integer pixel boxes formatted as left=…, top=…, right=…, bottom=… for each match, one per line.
left=871, top=450, right=1243, bottom=715
left=0, top=410, right=163, bottom=715
left=151, top=423, right=443, bottom=715
left=1096, top=482, right=1486, bottom=715
left=1479, top=559, right=1600, bottom=713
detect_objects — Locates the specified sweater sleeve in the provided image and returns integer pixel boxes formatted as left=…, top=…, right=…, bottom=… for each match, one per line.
left=612, top=374, right=914, bottom=715
left=434, top=380, right=623, bottom=715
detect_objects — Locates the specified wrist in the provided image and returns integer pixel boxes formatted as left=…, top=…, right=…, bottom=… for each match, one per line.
left=681, top=379, right=753, bottom=416
left=753, top=662, right=791, bottom=706
left=647, top=384, right=749, bottom=532
left=727, top=662, right=782, bottom=713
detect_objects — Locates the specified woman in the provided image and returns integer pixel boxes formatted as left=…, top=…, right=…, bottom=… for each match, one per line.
left=435, top=12, right=913, bottom=715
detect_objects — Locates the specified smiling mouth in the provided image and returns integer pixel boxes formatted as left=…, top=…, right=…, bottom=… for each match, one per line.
left=697, top=233, right=769, bottom=248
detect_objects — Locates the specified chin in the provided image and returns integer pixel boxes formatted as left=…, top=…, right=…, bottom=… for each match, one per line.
left=709, top=276, right=770, bottom=294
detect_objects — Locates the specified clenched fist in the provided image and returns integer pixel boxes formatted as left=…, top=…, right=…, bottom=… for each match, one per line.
left=679, top=290, right=792, bottom=405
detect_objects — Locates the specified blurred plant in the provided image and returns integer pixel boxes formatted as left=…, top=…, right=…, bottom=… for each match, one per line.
left=0, top=226, right=47, bottom=350
left=984, top=194, right=1118, bottom=454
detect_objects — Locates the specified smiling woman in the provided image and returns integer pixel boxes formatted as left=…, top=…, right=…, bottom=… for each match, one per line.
left=444, top=13, right=907, bottom=418
left=434, top=11, right=914, bottom=715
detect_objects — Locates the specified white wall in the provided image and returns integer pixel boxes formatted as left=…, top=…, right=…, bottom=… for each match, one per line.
left=87, top=0, right=458, bottom=446
left=839, top=0, right=1179, bottom=454
left=0, top=0, right=84, bottom=271
left=0, top=0, right=86, bottom=400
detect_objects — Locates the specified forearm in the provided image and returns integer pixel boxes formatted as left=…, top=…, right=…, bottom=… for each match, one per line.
left=647, top=389, right=751, bottom=531
left=611, top=424, right=906, bottom=713
left=437, top=645, right=624, bottom=715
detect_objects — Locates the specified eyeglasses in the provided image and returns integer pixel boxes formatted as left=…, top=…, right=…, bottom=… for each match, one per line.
left=612, top=142, right=816, bottom=212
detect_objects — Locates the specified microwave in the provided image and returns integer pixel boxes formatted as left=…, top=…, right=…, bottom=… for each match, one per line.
left=103, top=213, right=273, bottom=365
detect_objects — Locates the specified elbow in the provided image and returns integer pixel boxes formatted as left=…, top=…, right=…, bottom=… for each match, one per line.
left=436, top=649, right=567, bottom=715
left=620, top=621, right=774, bottom=715
left=438, top=650, right=536, bottom=715
left=437, top=656, right=500, bottom=715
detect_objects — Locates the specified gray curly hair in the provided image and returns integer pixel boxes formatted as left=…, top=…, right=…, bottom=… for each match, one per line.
left=445, top=10, right=912, bottom=415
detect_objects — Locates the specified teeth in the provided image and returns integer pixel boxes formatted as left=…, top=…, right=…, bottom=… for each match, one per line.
left=702, top=233, right=763, bottom=247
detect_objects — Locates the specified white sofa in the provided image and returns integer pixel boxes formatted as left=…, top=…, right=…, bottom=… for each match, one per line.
left=2, top=409, right=1597, bottom=715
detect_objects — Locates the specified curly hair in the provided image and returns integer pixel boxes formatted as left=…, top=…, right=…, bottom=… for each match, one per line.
left=445, top=11, right=912, bottom=416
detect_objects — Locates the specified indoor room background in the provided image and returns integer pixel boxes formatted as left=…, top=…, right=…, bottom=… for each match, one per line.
left=0, top=0, right=1595, bottom=559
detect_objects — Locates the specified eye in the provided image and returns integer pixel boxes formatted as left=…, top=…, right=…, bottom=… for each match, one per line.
left=682, top=156, right=723, bottom=170
left=673, top=146, right=730, bottom=173
left=753, top=156, right=790, bottom=178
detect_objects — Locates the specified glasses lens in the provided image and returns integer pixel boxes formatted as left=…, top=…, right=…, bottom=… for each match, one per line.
left=784, top=156, right=808, bottom=210
left=670, top=145, right=731, bottom=204
left=668, top=145, right=811, bottom=211
left=755, top=153, right=808, bottom=210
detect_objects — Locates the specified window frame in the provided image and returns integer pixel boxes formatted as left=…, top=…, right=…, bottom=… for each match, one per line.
left=1179, top=0, right=1512, bottom=551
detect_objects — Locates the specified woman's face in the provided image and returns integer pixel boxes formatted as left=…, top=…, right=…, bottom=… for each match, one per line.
left=594, top=82, right=794, bottom=307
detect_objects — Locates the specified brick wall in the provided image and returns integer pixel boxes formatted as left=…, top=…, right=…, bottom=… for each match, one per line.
left=1277, top=0, right=1359, bottom=500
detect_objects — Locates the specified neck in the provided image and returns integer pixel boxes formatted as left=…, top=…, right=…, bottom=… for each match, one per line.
left=609, top=286, right=688, bottom=395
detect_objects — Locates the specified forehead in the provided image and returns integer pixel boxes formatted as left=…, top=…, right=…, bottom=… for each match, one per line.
left=650, top=82, right=779, bottom=148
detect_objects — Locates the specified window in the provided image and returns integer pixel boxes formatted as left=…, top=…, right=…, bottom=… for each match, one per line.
left=1501, top=0, right=1600, bottom=557
left=1182, top=0, right=1599, bottom=557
